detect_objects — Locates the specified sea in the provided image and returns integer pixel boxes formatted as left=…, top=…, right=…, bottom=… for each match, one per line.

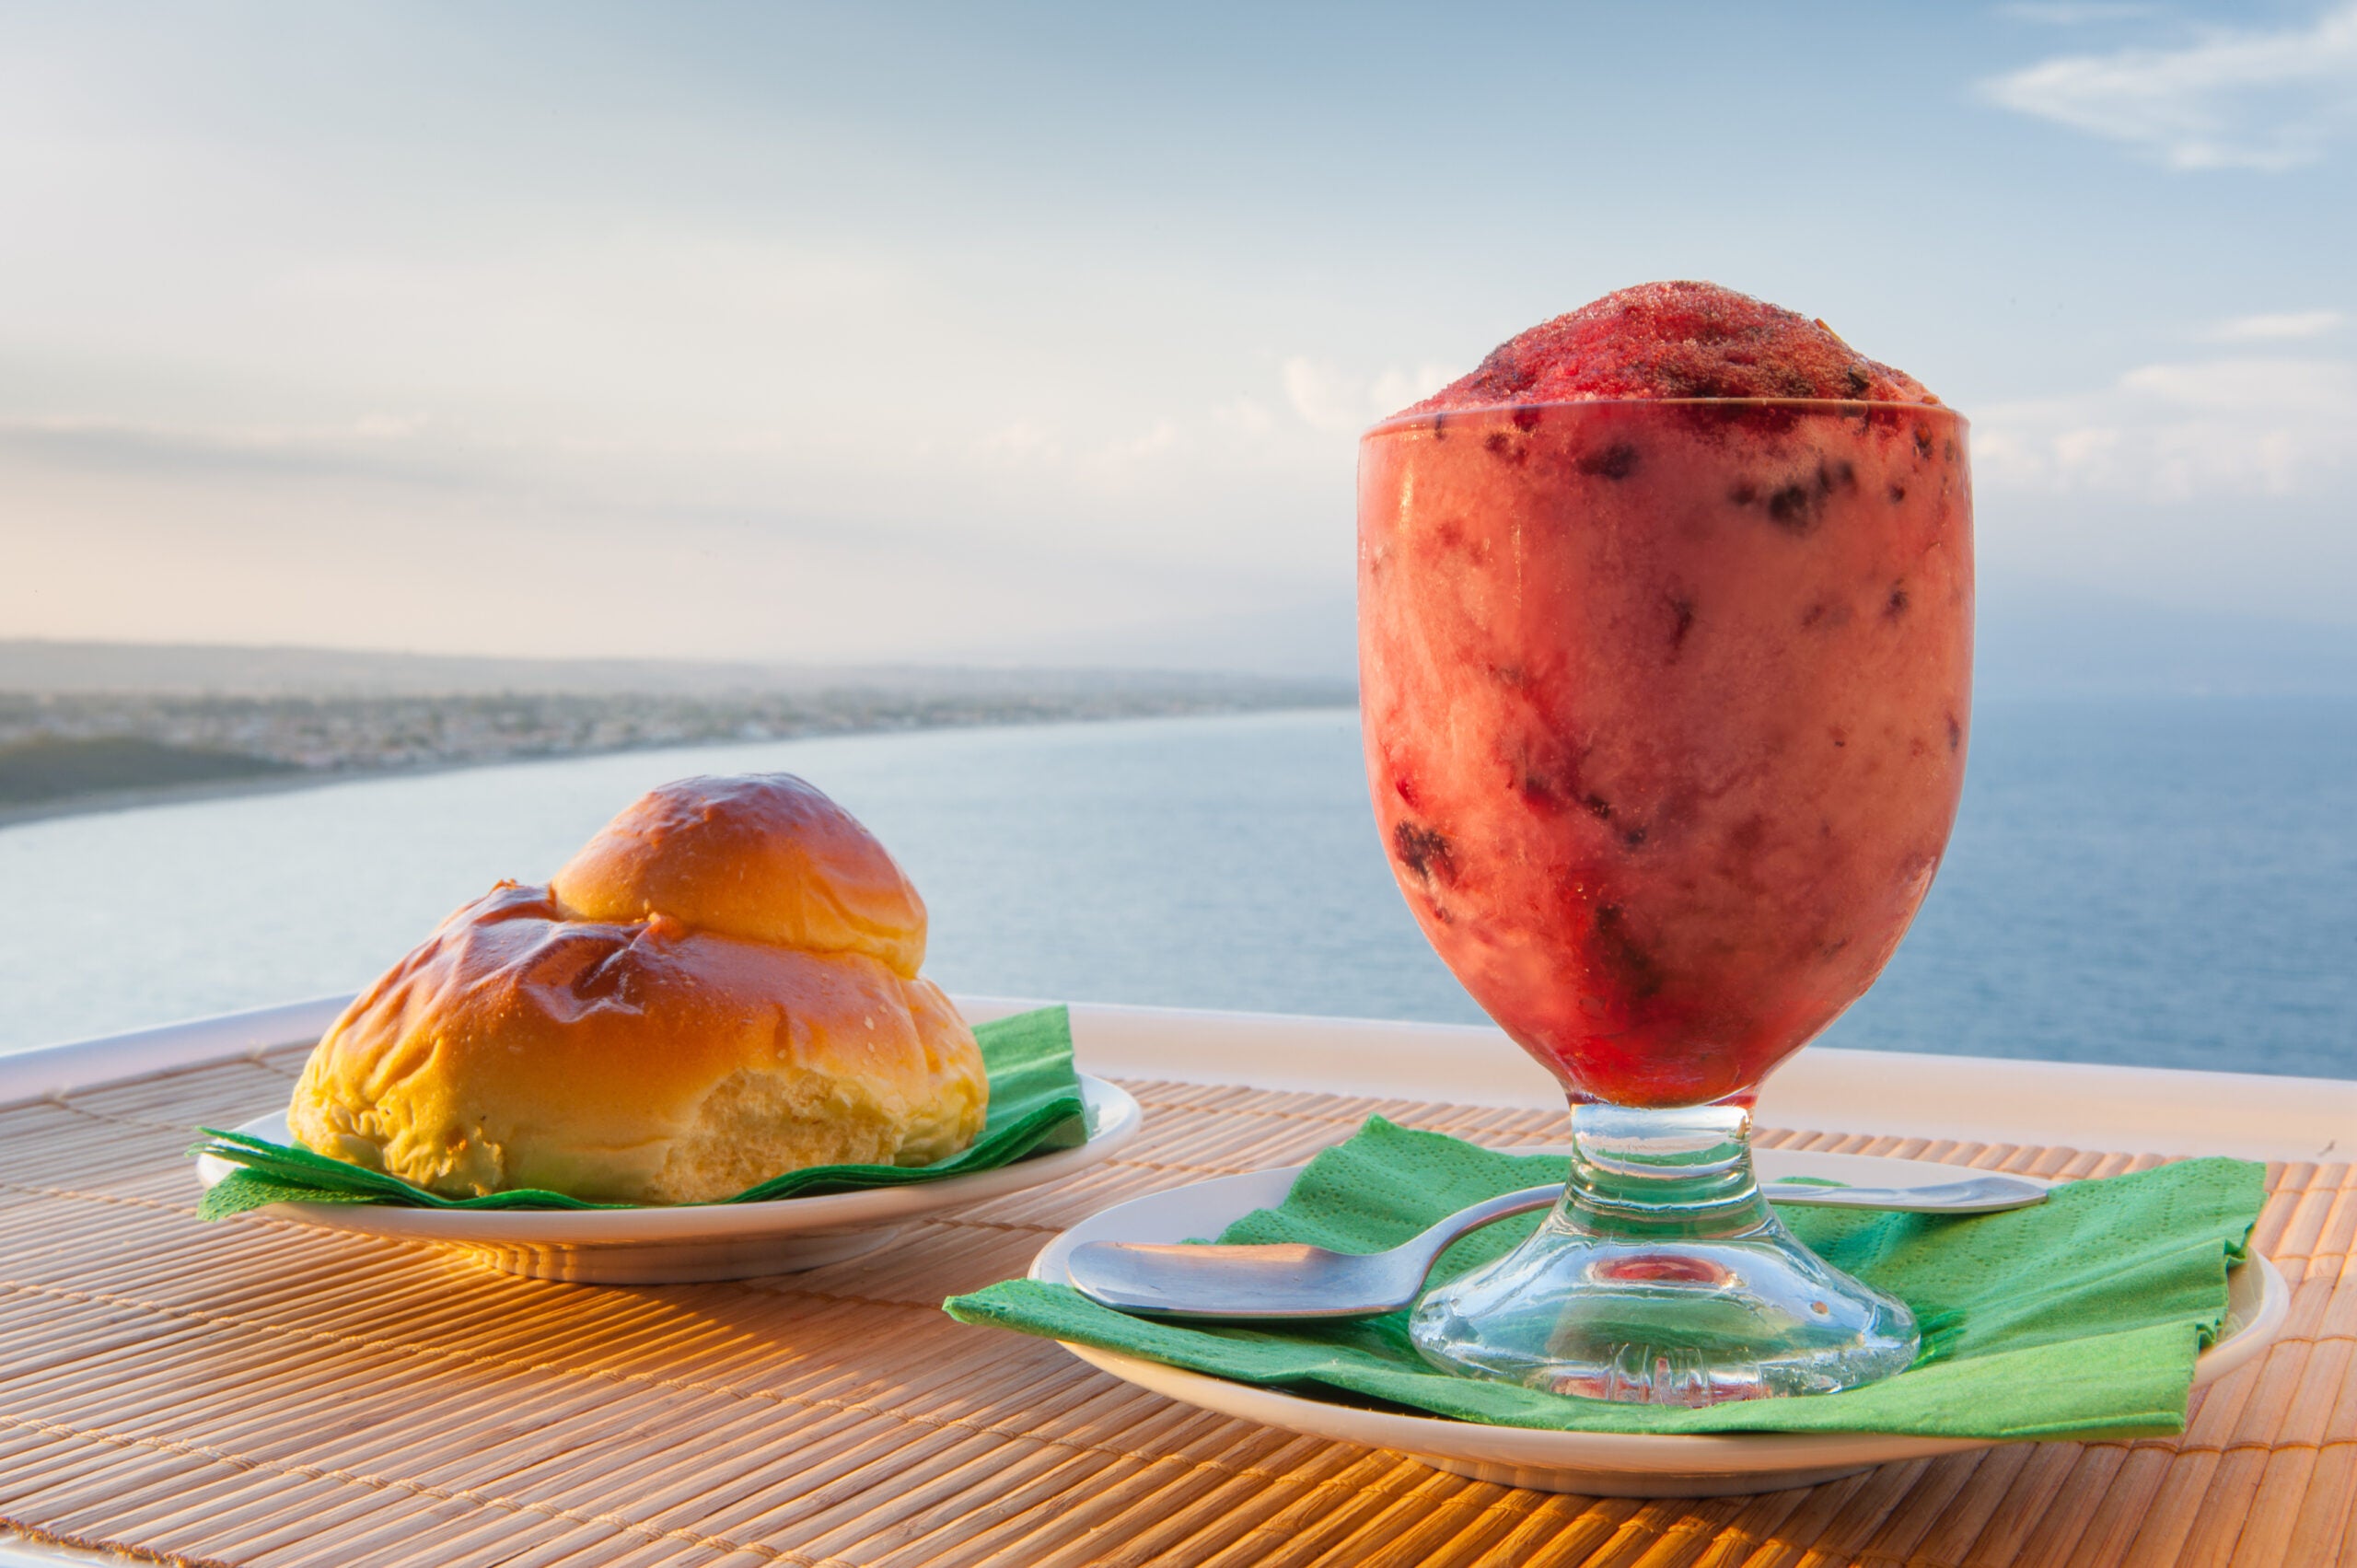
left=0, top=701, right=2351, bottom=1079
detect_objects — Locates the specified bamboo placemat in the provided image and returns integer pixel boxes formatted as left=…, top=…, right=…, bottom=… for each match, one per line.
left=0, top=1047, right=2346, bottom=1568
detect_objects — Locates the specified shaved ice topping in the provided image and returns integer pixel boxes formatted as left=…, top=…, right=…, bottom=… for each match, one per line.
left=1410, top=281, right=1939, bottom=414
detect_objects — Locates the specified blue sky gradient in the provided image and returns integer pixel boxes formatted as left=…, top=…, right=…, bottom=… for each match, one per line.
left=2, top=1, right=2351, bottom=669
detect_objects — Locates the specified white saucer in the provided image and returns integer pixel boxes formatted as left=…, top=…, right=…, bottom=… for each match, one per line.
left=200, top=1074, right=1141, bottom=1284
left=1029, top=1149, right=2287, bottom=1497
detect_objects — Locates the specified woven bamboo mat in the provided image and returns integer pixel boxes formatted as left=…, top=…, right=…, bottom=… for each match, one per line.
left=0, top=1048, right=2347, bottom=1568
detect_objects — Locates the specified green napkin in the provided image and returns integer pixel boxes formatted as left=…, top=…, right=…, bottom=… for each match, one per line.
left=193, top=1005, right=1086, bottom=1221
left=945, top=1117, right=2265, bottom=1440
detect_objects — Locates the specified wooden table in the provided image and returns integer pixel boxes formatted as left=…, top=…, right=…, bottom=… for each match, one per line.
left=0, top=998, right=2348, bottom=1568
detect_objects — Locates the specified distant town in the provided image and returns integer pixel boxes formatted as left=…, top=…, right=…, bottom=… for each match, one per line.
left=0, top=642, right=1353, bottom=818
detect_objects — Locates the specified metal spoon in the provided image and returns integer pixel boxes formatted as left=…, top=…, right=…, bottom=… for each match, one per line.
left=1065, top=1174, right=2048, bottom=1321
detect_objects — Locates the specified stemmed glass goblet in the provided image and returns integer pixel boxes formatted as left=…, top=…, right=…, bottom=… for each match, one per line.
left=1358, top=398, right=1971, bottom=1404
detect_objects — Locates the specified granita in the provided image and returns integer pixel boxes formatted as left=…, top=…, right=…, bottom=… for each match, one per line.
left=1359, top=282, right=1971, bottom=1108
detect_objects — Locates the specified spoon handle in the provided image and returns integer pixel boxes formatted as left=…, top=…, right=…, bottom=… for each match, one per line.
left=1424, top=1184, right=1560, bottom=1249
left=1763, top=1175, right=2049, bottom=1213
left=1426, top=1175, right=2048, bottom=1239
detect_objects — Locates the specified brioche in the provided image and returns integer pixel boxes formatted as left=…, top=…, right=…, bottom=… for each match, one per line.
left=289, top=773, right=988, bottom=1203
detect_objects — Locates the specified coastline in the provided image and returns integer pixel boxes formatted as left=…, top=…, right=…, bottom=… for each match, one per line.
left=0, top=761, right=473, bottom=830
left=0, top=702, right=1358, bottom=831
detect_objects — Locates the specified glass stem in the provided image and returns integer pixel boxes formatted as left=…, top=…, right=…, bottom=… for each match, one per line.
left=1562, top=1102, right=1774, bottom=1241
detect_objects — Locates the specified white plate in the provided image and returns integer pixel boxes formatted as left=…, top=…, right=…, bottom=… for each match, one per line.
left=1029, top=1149, right=2288, bottom=1497
left=200, top=1074, right=1141, bottom=1284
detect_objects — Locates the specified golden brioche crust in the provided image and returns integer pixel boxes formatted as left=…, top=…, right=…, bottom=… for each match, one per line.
left=552, top=773, right=927, bottom=976
left=290, top=775, right=986, bottom=1203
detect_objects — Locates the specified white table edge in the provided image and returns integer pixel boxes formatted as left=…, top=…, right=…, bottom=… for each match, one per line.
left=3, top=991, right=2351, bottom=1163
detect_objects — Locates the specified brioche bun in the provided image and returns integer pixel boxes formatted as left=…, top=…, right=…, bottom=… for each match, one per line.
left=552, top=773, right=928, bottom=976
left=288, top=774, right=987, bottom=1204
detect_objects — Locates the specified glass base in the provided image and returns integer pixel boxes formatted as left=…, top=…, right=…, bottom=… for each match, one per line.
left=1410, top=1104, right=1918, bottom=1406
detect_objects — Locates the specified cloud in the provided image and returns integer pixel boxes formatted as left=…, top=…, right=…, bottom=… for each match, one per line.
left=962, top=357, right=1458, bottom=507
left=1973, top=354, right=2357, bottom=500
left=1210, top=397, right=1277, bottom=438
left=1980, top=3, right=2357, bottom=169
left=1102, top=419, right=1182, bottom=464
left=1280, top=357, right=1455, bottom=433
left=967, top=415, right=1193, bottom=492
left=970, top=422, right=1063, bottom=464
left=2202, top=309, right=2346, bottom=342
left=0, top=413, right=470, bottom=487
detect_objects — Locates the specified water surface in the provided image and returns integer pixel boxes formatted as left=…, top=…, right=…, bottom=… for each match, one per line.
left=2, top=701, right=2349, bottom=1078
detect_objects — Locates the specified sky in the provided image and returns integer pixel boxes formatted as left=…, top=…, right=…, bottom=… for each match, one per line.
left=1, top=1, right=2352, bottom=673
